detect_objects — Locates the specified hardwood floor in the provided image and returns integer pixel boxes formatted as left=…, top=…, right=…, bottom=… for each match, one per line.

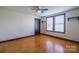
left=0, top=34, right=79, bottom=53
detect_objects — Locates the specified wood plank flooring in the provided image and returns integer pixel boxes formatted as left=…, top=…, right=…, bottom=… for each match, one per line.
left=0, top=34, right=79, bottom=53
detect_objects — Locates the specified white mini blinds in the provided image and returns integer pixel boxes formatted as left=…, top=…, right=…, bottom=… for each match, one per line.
left=47, top=17, right=53, bottom=31
left=54, top=15, right=65, bottom=32
left=46, top=14, right=65, bottom=33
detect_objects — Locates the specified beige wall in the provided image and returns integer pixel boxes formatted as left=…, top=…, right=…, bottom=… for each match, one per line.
left=0, top=7, right=35, bottom=41
left=40, top=8, right=79, bottom=42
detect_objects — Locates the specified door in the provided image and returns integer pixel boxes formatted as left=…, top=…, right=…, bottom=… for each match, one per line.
left=35, top=18, right=40, bottom=35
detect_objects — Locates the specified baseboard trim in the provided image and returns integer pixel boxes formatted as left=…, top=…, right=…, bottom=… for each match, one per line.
left=40, top=33, right=79, bottom=43
left=0, top=35, right=35, bottom=43
left=0, top=34, right=79, bottom=44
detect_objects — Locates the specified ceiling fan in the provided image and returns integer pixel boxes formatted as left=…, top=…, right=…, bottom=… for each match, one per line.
left=32, top=6, right=48, bottom=13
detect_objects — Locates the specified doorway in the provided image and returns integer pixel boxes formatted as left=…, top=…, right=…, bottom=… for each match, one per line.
left=35, top=18, right=40, bottom=35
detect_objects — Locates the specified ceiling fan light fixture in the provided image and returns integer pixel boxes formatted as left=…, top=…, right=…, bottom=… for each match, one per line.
left=38, top=6, right=42, bottom=9
left=37, top=10, right=41, bottom=13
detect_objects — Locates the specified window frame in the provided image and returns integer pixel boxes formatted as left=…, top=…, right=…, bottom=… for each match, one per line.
left=46, top=13, right=66, bottom=33
left=46, top=16, right=54, bottom=32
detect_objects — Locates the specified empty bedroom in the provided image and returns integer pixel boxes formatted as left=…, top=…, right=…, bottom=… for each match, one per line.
left=0, top=6, right=79, bottom=53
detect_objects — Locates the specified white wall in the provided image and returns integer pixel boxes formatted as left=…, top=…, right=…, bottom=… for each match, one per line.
left=0, top=7, right=35, bottom=41
left=40, top=8, right=79, bottom=42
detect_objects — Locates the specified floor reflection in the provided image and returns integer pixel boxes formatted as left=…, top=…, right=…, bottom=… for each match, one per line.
left=45, top=40, right=64, bottom=53
left=45, top=40, right=54, bottom=52
left=54, top=44, right=64, bottom=53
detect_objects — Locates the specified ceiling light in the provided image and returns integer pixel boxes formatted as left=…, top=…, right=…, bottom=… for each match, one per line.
left=37, top=10, right=41, bottom=13
left=38, top=6, right=42, bottom=9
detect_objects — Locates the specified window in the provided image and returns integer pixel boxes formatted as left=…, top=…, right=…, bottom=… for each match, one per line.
left=46, top=14, right=65, bottom=33
left=54, top=15, right=65, bottom=32
left=46, top=17, right=53, bottom=31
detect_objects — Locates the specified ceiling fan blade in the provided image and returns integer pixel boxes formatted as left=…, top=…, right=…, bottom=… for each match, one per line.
left=32, top=6, right=39, bottom=10
left=38, top=9, right=48, bottom=11
left=42, top=9, right=48, bottom=10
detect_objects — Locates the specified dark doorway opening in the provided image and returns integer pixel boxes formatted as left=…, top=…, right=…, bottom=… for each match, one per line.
left=35, top=18, right=40, bottom=35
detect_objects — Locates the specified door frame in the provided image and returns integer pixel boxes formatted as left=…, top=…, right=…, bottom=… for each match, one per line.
left=34, top=18, right=40, bottom=35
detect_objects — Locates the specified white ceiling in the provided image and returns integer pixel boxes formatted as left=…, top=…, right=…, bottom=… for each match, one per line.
left=0, top=6, right=79, bottom=16
left=0, top=6, right=35, bottom=15
left=36, top=6, right=79, bottom=16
